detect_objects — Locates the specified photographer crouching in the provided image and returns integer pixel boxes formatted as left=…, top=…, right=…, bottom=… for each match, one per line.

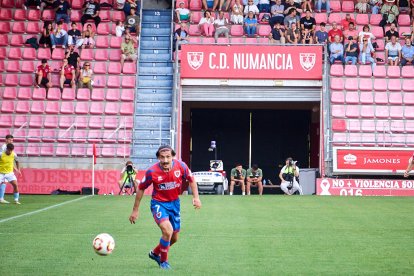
left=118, top=160, right=139, bottom=195
left=279, top=157, right=301, bottom=195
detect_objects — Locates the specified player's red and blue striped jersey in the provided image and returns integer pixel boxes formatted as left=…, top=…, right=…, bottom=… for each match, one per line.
left=138, top=160, right=194, bottom=202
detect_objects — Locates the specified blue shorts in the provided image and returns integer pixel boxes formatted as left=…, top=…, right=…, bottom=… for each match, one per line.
left=150, top=199, right=181, bottom=232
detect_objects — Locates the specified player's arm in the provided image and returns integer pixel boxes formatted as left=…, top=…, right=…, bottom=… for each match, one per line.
left=129, top=188, right=144, bottom=224
left=188, top=178, right=201, bottom=209
left=404, top=158, right=414, bottom=178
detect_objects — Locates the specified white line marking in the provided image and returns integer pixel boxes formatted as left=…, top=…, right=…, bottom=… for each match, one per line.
left=0, top=196, right=91, bottom=224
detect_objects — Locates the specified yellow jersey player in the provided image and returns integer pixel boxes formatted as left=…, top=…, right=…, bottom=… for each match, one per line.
left=0, top=143, right=22, bottom=204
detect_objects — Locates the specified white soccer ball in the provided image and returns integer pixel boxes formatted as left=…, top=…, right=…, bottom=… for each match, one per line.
left=92, top=233, right=115, bottom=256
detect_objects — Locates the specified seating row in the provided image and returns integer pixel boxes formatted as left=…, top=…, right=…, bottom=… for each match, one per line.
left=330, top=78, right=414, bottom=92
left=332, top=91, right=414, bottom=105
left=330, top=65, right=414, bottom=79
left=331, top=105, right=414, bottom=119
left=332, top=132, right=414, bottom=147
left=0, top=0, right=115, bottom=10
left=332, top=119, right=414, bottom=133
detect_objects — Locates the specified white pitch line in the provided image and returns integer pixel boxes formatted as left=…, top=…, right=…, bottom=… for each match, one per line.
left=0, top=195, right=91, bottom=224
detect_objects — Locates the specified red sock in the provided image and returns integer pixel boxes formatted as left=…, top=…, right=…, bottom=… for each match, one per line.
left=159, top=238, right=171, bottom=263
left=153, top=244, right=161, bottom=256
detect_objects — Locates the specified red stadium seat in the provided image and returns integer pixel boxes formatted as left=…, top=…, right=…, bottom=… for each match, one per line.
left=345, top=105, right=359, bottom=118
left=314, top=13, right=327, bottom=24
left=0, top=22, right=11, bottom=33
left=37, top=48, right=51, bottom=60
left=99, top=10, right=110, bottom=22
left=27, top=10, right=41, bottom=21
left=402, top=67, right=414, bottom=78
left=91, top=88, right=105, bottom=101
left=62, top=88, right=76, bottom=100
left=398, top=14, right=411, bottom=26
left=389, top=93, right=402, bottom=105
left=17, top=87, right=32, bottom=100
left=45, top=101, right=60, bottom=114
left=258, top=25, right=271, bottom=37
left=105, top=89, right=120, bottom=101
left=90, top=102, right=104, bottom=115
left=108, top=62, right=122, bottom=74
left=22, top=48, right=36, bottom=60
left=3, top=87, right=17, bottom=99
left=107, top=75, right=121, bottom=88
left=345, top=91, right=359, bottom=104
left=371, top=26, right=383, bottom=39
left=71, top=0, right=84, bottom=9
left=19, top=74, right=34, bottom=86
left=332, top=119, right=347, bottom=132
left=375, top=106, right=389, bottom=119
left=388, top=79, right=402, bottom=91
left=75, top=102, right=89, bottom=115
left=71, top=146, right=87, bottom=157
left=101, top=145, right=116, bottom=157
left=57, top=130, right=72, bottom=143
left=344, top=65, right=357, bottom=77
left=27, top=129, right=42, bottom=142
left=387, top=66, right=400, bottom=78
left=360, top=105, right=374, bottom=118
left=108, top=49, right=121, bottom=61
left=404, top=93, right=414, bottom=105
left=26, top=144, right=40, bottom=156
left=40, top=143, right=55, bottom=156
left=6, top=60, right=20, bottom=72
left=103, top=116, right=118, bottom=129
left=0, top=60, right=3, bottom=72
left=92, top=75, right=106, bottom=88
left=373, top=65, right=386, bottom=78
left=120, top=102, right=134, bottom=115
left=355, top=14, right=369, bottom=25
left=122, top=63, right=137, bottom=74
left=95, top=36, right=109, bottom=48
left=92, top=62, right=105, bottom=74
left=190, top=0, right=202, bottom=10
left=360, top=120, right=375, bottom=132
left=374, top=92, right=388, bottom=104
left=5, top=74, right=18, bottom=86
left=102, top=130, right=117, bottom=143
left=405, top=107, right=414, bottom=119
left=56, top=144, right=71, bottom=156
left=0, top=48, right=6, bottom=59
left=8, top=48, right=22, bottom=59
left=111, top=10, right=125, bottom=22
left=330, top=64, right=343, bottom=76
left=88, top=116, right=103, bottom=129
left=74, top=116, right=88, bottom=129
left=359, top=92, right=374, bottom=104
left=402, top=80, right=414, bottom=92
left=14, top=9, right=27, bottom=21
left=341, top=1, right=354, bottom=12
left=12, top=22, right=25, bottom=33
left=369, top=14, right=382, bottom=25
left=330, top=78, right=344, bottom=90
left=15, top=101, right=30, bottom=113
left=331, top=105, right=345, bottom=118
left=359, top=78, right=373, bottom=91
left=21, top=60, right=35, bottom=73
left=121, top=76, right=135, bottom=88
left=76, top=88, right=91, bottom=101
left=43, top=116, right=58, bottom=128
left=121, top=89, right=134, bottom=101
left=30, top=101, right=45, bottom=114
left=109, top=36, right=122, bottom=48
left=390, top=120, right=405, bottom=133
left=52, top=48, right=65, bottom=60
left=328, top=13, right=341, bottom=24
left=13, top=115, right=28, bottom=127
left=42, top=10, right=55, bottom=21
left=358, top=65, right=372, bottom=77
left=59, top=116, right=75, bottom=128
left=60, top=102, right=75, bottom=114
left=188, top=24, right=201, bottom=36
left=26, top=22, right=41, bottom=34
left=97, top=23, right=110, bottom=35
left=70, top=9, right=82, bottom=22
left=344, top=78, right=358, bottom=91
left=0, top=114, right=13, bottom=128
left=87, top=129, right=102, bottom=143
left=0, top=34, right=8, bottom=46
left=332, top=133, right=347, bottom=146
left=0, top=8, right=12, bottom=20
left=104, top=102, right=120, bottom=115
left=118, top=132, right=132, bottom=145
left=80, top=49, right=94, bottom=60
left=94, top=49, right=109, bottom=61
left=330, top=1, right=341, bottom=12
left=29, top=115, right=43, bottom=128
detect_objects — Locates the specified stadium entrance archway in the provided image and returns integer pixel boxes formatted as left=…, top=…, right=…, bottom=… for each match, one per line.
left=182, top=102, right=320, bottom=183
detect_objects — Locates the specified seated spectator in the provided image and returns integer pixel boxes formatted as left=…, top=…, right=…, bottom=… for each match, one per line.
left=215, top=0, right=232, bottom=12
left=123, top=0, right=140, bottom=17
left=300, top=10, right=316, bottom=34
left=279, top=158, right=301, bottom=195
left=315, top=0, right=330, bottom=13
left=329, top=35, right=345, bottom=64
left=370, top=0, right=383, bottom=14
left=68, top=22, right=83, bottom=49
left=39, top=22, right=53, bottom=48
left=40, top=0, right=55, bottom=12
left=286, top=22, right=300, bottom=44
left=380, top=1, right=399, bottom=35
left=121, top=36, right=137, bottom=70
left=199, top=10, right=215, bottom=37
left=173, top=22, right=189, bottom=51
left=36, top=59, right=52, bottom=89
left=283, top=8, right=299, bottom=28
left=202, top=0, right=216, bottom=11
left=54, top=0, right=71, bottom=23
left=401, top=38, right=414, bottom=66
left=81, top=24, right=95, bottom=48
left=398, top=0, right=411, bottom=13
left=258, top=0, right=271, bottom=13
left=24, top=0, right=41, bottom=10
left=385, top=22, right=399, bottom=43
left=269, top=0, right=285, bottom=28
left=115, top=21, right=125, bottom=37
left=81, top=0, right=101, bottom=27
left=78, top=62, right=93, bottom=91
left=301, top=28, right=313, bottom=44
left=231, top=0, right=244, bottom=24
left=345, top=37, right=358, bottom=64
left=229, top=163, right=246, bottom=196
left=175, top=1, right=192, bottom=23
left=244, top=11, right=258, bottom=37
left=355, top=0, right=370, bottom=13
left=284, top=0, right=303, bottom=15
left=328, top=22, right=343, bottom=44
left=66, top=46, right=81, bottom=77
left=124, top=28, right=138, bottom=44
left=358, top=24, right=376, bottom=43
left=125, top=7, right=140, bottom=34
left=246, top=164, right=263, bottom=196
left=359, top=38, right=377, bottom=70
left=385, top=35, right=402, bottom=66
left=343, top=22, right=358, bottom=44
left=268, top=21, right=286, bottom=44
left=302, top=0, right=313, bottom=12
left=59, top=58, right=76, bottom=91
left=315, top=22, right=328, bottom=44
left=51, top=21, right=68, bottom=49
left=214, top=11, right=229, bottom=42
left=340, top=13, right=356, bottom=31
left=244, top=0, right=260, bottom=16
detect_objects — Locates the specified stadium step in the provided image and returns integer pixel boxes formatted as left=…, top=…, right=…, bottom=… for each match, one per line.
left=138, top=66, right=173, bottom=75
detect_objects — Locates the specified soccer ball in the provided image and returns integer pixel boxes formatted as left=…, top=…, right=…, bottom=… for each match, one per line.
left=92, top=233, right=115, bottom=256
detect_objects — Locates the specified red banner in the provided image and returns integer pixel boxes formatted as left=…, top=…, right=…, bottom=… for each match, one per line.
left=180, top=45, right=323, bottom=80
left=333, top=147, right=414, bottom=174
left=317, top=178, right=414, bottom=196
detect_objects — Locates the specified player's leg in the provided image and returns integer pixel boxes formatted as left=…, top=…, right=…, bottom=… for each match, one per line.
left=290, top=182, right=299, bottom=195
left=246, top=181, right=251, bottom=195
left=257, top=181, right=263, bottom=195
left=280, top=182, right=291, bottom=195
left=170, top=231, right=179, bottom=247
left=240, top=181, right=245, bottom=195
left=0, top=174, right=9, bottom=203
left=10, top=179, right=20, bottom=204
left=229, top=180, right=235, bottom=195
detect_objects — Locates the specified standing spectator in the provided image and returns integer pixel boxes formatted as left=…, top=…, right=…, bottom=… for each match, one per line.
left=300, top=9, right=316, bottom=33
left=286, top=22, right=300, bottom=44
left=24, top=0, right=41, bottom=10
left=125, top=7, right=141, bottom=35
left=244, top=11, right=258, bottom=37
left=115, top=21, right=125, bottom=37
left=284, top=0, right=303, bottom=14
left=59, top=58, right=76, bottom=91
left=229, top=163, right=246, bottom=196
left=258, top=0, right=271, bottom=12
left=78, top=62, right=93, bottom=91
left=358, top=24, right=376, bottom=43
left=199, top=10, right=215, bottom=37
left=268, top=21, right=286, bottom=44
left=244, top=0, right=260, bottom=16
left=66, top=46, right=81, bottom=77
left=54, top=0, right=71, bottom=23
left=359, top=38, right=377, bottom=70
left=81, top=24, right=95, bottom=48
left=315, top=0, right=330, bottom=13
left=385, top=22, right=399, bottom=43
left=370, top=0, right=383, bottom=14
left=355, top=0, right=370, bottom=13
left=68, top=22, right=83, bottom=49
left=328, top=22, right=343, bottom=44
left=121, top=36, right=137, bottom=70
left=329, top=35, right=345, bottom=64
left=343, top=22, right=358, bottom=44
left=340, top=13, right=356, bottom=31
left=385, top=35, right=402, bottom=66
left=401, top=38, right=414, bottom=66
left=231, top=0, right=244, bottom=24
left=345, top=36, right=358, bottom=64
left=269, top=0, right=285, bottom=28
left=51, top=21, right=68, bottom=49
left=214, top=11, right=230, bottom=42
left=175, top=1, right=192, bottom=23
left=246, top=164, right=263, bottom=196
left=173, top=22, right=188, bottom=51
left=40, top=0, right=55, bottom=12
left=36, top=59, right=52, bottom=89
left=315, top=22, right=328, bottom=44
left=81, top=0, right=101, bottom=27
left=283, top=8, right=299, bottom=28
left=380, top=0, right=399, bottom=35
left=39, top=22, right=53, bottom=48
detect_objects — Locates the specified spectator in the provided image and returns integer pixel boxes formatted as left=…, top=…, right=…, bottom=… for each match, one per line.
left=355, top=0, right=370, bottom=13
left=246, top=164, right=263, bottom=196
left=385, top=22, right=399, bottom=43
left=370, top=0, right=383, bottom=14
left=215, top=0, right=232, bottom=12
left=315, top=22, right=328, bottom=44
left=125, top=7, right=141, bottom=35
left=65, top=46, right=81, bottom=77
left=302, top=0, right=313, bottom=12
left=81, top=24, right=95, bottom=48
left=340, top=13, right=356, bottom=31
left=124, top=28, right=138, bottom=44
left=385, top=35, right=402, bottom=66
left=123, top=0, right=139, bottom=17
left=345, top=36, right=358, bottom=64
left=115, top=20, right=125, bottom=37
left=173, top=22, right=189, bottom=51
left=401, top=38, right=414, bottom=66
left=269, top=0, right=285, bottom=28
left=81, top=0, right=101, bottom=27
left=121, top=36, right=137, bottom=70
left=279, top=158, right=301, bottom=196
left=175, top=1, right=192, bottom=23
left=268, top=21, right=286, bottom=44
left=329, top=35, right=345, bottom=64
left=283, top=8, right=299, bottom=28
left=40, top=0, right=55, bottom=12
left=229, top=163, right=246, bottom=196
left=411, top=0, right=414, bottom=16
left=343, top=22, right=358, bottom=44
left=300, top=9, right=316, bottom=33
left=202, top=0, right=216, bottom=11
left=68, top=22, right=83, bottom=49
left=284, top=0, right=303, bottom=14
left=51, top=21, right=68, bottom=49
left=398, top=0, right=411, bottom=13
left=24, top=0, right=41, bottom=10
left=380, top=0, right=399, bottom=35
left=315, top=0, right=330, bottom=13
left=199, top=10, right=215, bottom=37
left=78, top=62, right=93, bottom=91
left=359, top=38, right=377, bottom=70
left=244, top=11, right=258, bottom=37
left=54, top=0, right=71, bottom=23
left=118, top=161, right=139, bottom=194
left=214, top=11, right=230, bottom=42
left=358, top=24, right=376, bottom=43
left=39, top=22, right=53, bottom=48
left=301, top=28, right=313, bottom=44
left=242, top=0, right=259, bottom=4
left=244, top=0, right=260, bottom=16
left=35, top=59, right=52, bottom=89
left=231, top=0, right=244, bottom=24
left=328, top=22, right=343, bottom=44
left=59, top=58, right=76, bottom=91
left=286, top=22, right=300, bottom=44
left=258, top=0, right=271, bottom=13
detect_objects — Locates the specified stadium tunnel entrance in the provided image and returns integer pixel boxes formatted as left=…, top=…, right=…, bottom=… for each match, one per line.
left=181, top=102, right=320, bottom=184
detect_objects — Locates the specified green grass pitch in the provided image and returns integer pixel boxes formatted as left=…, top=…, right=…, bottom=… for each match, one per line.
left=1, top=195, right=413, bottom=275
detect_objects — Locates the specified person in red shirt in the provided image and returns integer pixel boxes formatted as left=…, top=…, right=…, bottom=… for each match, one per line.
left=129, top=145, right=202, bottom=270
left=328, top=22, right=343, bottom=43
left=340, top=13, right=356, bottom=31
left=59, top=58, right=76, bottom=90
left=36, top=59, right=52, bottom=89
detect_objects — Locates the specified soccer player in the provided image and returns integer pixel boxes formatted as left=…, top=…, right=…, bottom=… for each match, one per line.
left=0, top=144, right=21, bottom=204
left=1, top=134, right=13, bottom=151
left=129, top=145, right=202, bottom=270
left=404, top=153, right=414, bottom=178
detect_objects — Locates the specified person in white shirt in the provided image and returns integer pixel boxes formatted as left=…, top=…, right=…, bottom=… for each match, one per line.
left=214, top=11, right=229, bottom=42
left=231, top=0, right=244, bottom=24
left=279, top=157, right=302, bottom=195
left=385, top=35, right=402, bottom=66
left=199, top=10, right=215, bottom=37
left=358, top=24, right=376, bottom=44
left=175, top=1, right=192, bottom=23
left=244, top=0, right=260, bottom=16
left=115, top=20, right=125, bottom=37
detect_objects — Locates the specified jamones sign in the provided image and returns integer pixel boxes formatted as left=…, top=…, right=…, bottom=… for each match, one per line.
left=181, top=45, right=323, bottom=80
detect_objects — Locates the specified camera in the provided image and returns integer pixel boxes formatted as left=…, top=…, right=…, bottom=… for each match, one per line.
left=126, top=164, right=134, bottom=174
left=288, top=160, right=297, bottom=166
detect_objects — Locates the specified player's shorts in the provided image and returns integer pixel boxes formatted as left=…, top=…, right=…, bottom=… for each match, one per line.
left=64, top=79, right=73, bottom=85
left=150, top=199, right=181, bottom=232
left=0, top=172, right=17, bottom=184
